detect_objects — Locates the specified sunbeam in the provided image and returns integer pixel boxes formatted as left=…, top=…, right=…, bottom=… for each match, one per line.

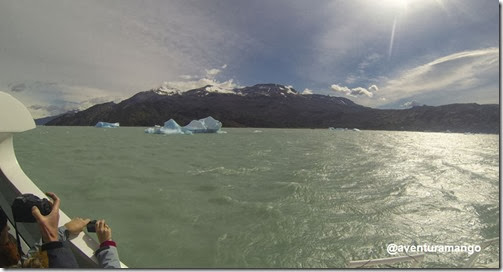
left=388, top=16, right=398, bottom=60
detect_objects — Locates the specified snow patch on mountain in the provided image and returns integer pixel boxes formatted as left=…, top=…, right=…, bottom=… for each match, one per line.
left=155, top=82, right=182, bottom=95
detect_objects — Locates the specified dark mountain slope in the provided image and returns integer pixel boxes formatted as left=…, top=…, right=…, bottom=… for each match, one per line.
left=46, top=84, right=499, bottom=133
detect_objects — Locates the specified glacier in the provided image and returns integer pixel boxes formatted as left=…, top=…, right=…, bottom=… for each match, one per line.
left=95, top=122, right=120, bottom=128
left=145, top=116, right=222, bottom=135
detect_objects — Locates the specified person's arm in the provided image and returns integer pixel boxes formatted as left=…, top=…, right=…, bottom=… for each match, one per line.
left=32, top=192, right=78, bottom=268
left=60, top=217, right=91, bottom=241
left=94, top=219, right=121, bottom=268
left=40, top=240, right=78, bottom=268
left=95, top=241, right=121, bottom=268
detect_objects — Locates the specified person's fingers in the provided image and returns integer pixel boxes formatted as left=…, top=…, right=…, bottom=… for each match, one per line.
left=79, top=218, right=91, bottom=231
left=31, top=206, right=43, bottom=223
left=96, top=220, right=104, bottom=231
left=45, top=192, right=61, bottom=212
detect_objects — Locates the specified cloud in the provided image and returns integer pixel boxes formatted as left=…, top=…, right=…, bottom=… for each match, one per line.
left=0, top=1, right=259, bottom=100
left=0, top=1, right=497, bottom=113
left=6, top=63, right=239, bottom=118
left=351, top=87, right=373, bottom=97
left=400, top=100, right=424, bottom=108
left=161, top=78, right=238, bottom=93
left=330, top=84, right=377, bottom=98
left=158, top=65, right=240, bottom=93
left=28, top=104, right=82, bottom=116
left=179, top=75, right=197, bottom=80
left=357, top=53, right=382, bottom=71
left=368, top=85, right=379, bottom=92
left=9, top=83, right=27, bottom=92
left=4, top=81, right=123, bottom=118
left=375, top=47, right=498, bottom=107
left=302, top=88, right=313, bottom=95
left=205, top=68, right=222, bottom=78
left=344, top=75, right=358, bottom=84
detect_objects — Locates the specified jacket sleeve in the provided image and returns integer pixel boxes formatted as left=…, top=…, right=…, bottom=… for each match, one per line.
left=94, top=241, right=121, bottom=268
left=41, top=241, right=79, bottom=268
left=57, top=226, right=70, bottom=242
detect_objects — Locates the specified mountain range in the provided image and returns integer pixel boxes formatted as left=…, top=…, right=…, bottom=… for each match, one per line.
left=44, top=83, right=499, bottom=133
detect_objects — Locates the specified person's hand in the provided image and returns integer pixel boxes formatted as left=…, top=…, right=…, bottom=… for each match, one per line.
left=64, top=217, right=91, bottom=235
left=96, top=220, right=112, bottom=244
left=31, top=192, right=60, bottom=243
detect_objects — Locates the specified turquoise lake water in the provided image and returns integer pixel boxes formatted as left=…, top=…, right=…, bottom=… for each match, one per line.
left=12, top=127, right=499, bottom=268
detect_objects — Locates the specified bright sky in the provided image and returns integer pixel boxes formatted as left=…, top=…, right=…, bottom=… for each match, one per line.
left=0, top=0, right=499, bottom=118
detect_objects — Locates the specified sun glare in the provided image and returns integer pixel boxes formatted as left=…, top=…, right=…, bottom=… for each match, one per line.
left=382, top=0, right=412, bottom=10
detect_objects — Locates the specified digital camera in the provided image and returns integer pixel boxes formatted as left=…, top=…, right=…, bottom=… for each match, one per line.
left=11, top=194, right=52, bottom=223
left=87, top=220, right=97, bottom=232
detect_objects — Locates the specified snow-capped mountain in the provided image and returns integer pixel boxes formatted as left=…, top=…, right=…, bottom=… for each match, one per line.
left=46, top=83, right=499, bottom=133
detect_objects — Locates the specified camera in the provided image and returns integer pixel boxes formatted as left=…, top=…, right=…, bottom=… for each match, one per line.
left=87, top=220, right=97, bottom=232
left=11, top=194, right=52, bottom=223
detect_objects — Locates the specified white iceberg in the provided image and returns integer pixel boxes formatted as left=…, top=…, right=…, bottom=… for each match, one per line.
left=145, top=116, right=222, bottom=135
left=198, top=116, right=222, bottom=132
left=186, top=116, right=222, bottom=133
left=183, top=120, right=206, bottom=133
left=329, top=127, right=345, bottom=131
left=160, top=119, right=187, bottom=134
left=144, top=119, right=190, bottom=135
left=95, top=122, right=120, bottom=128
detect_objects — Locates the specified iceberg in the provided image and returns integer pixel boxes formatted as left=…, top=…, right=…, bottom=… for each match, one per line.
left=183, top=116, right=222, bottom=133
left=95, top=122, right=120, bottom=128
left=183, top=120, right=206, bottom=133
left=145, top=116, right=222, bottom=135
left=161, top=119, right=187, bottom=134
left=198, top=116, right=222, bottom=132
left=144, top=119, right=189, bottom=135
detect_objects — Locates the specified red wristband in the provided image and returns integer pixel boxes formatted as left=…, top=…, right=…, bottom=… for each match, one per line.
left=100, top=240, right=116, bottom=248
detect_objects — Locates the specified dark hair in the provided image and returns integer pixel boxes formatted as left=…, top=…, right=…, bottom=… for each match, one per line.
left=0, top=207, right=7, bottom=230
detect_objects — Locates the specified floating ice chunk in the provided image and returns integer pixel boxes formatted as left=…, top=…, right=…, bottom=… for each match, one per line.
left=164, top=119, right=183, bottom=131
left=144, top=127, right=157, bottom=134
left=199, top=116, right=222, bottom=131
left=199, top=116, right=222, bottom=133
left=160, top=126, right=184, bottom=135
left=156, top=119, right=186, bottom=134
left=183, top=120, right=206, bottom=133
left=145, top=116, right=222, bottom=134
left=144, top=126, right=186, bottom=135
left=183, top=116, right=222, bottom=133
left=95, top=122, right=119, bottom=128
left=329, top=127, right=345, bottom=131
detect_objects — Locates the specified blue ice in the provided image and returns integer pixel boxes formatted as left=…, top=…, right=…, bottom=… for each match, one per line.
left=145, top=116, right=222, bottom=135
left=95, top=122, right=120, bottom=128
